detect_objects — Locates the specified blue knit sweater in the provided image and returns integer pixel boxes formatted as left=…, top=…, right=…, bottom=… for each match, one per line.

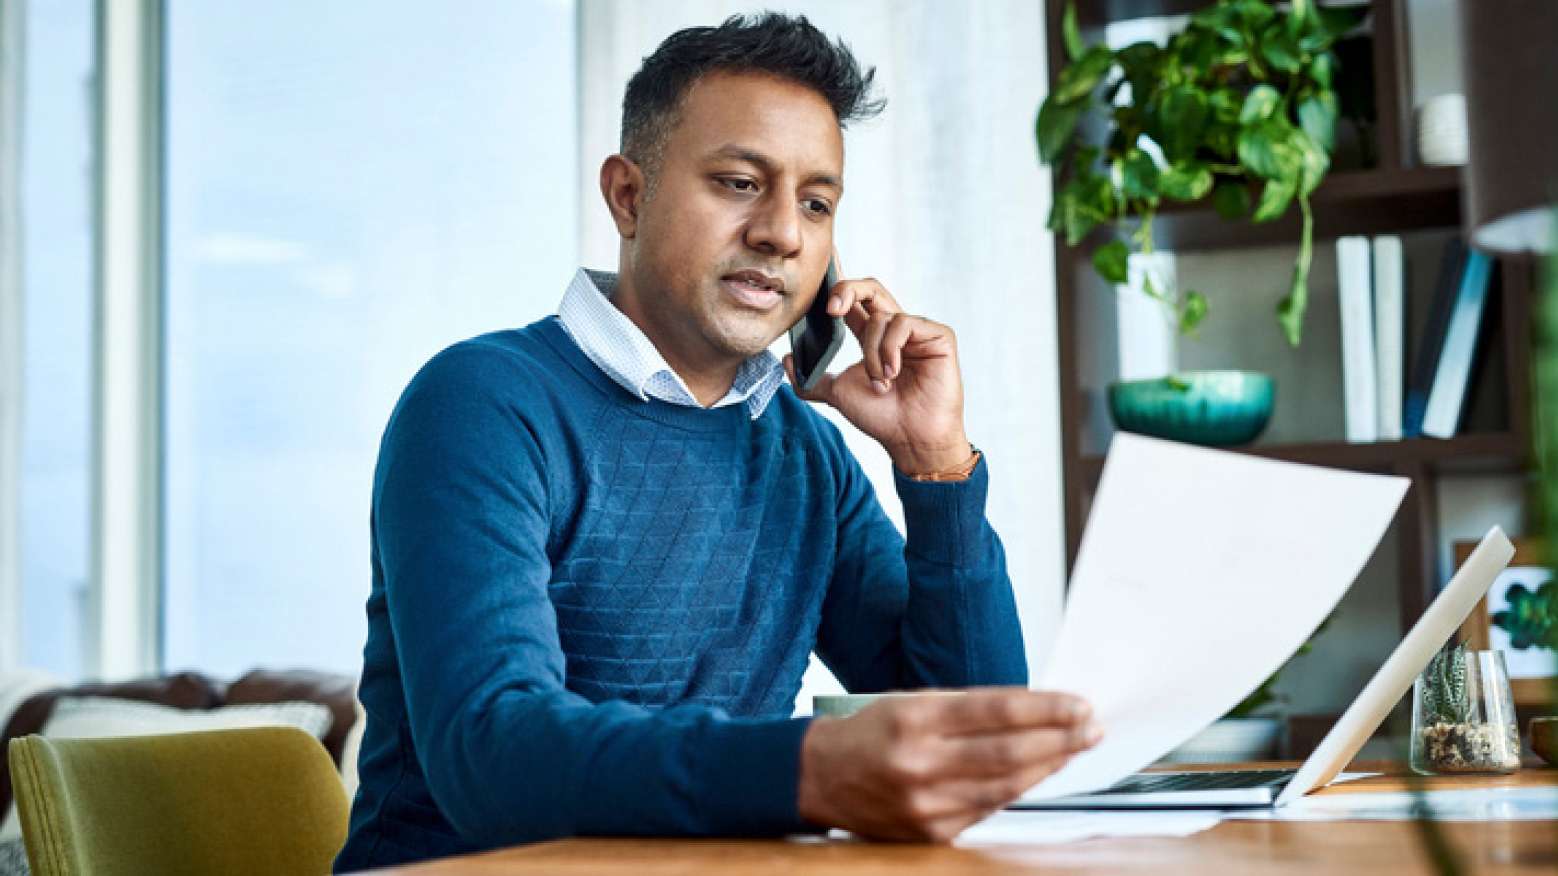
left=334, top=316, right=1026, bottom=871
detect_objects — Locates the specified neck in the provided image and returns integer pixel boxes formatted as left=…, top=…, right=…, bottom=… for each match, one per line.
left=609, top=269, right=743, bottom=408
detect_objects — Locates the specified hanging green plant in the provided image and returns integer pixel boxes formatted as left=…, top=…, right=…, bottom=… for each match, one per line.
left=1037, top=0, right=1364, bottom=345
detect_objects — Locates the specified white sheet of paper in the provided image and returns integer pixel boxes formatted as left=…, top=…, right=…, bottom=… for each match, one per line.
left=956, top=809, right=1221, bottom=846
left=1021, top=434, right=1408, bottom=802
left=1227, top=786, right=1558, bottom=822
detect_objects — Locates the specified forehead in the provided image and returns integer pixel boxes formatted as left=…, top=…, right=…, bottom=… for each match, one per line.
left=664, top=71, right=844, bottom=178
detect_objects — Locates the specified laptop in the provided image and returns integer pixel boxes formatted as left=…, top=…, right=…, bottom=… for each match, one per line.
left=1013, top=526, right=1515, bottom=810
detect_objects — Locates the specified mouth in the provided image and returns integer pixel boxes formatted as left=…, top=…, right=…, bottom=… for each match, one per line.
left=720, top=269, right=786, bottom=311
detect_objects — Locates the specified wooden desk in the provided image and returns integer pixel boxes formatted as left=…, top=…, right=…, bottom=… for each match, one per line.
left=367, top=763, right=1558, bottom=875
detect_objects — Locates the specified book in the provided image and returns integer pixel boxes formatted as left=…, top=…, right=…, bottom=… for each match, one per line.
left=1336, top=236, right=1378, bottom=443
left=1372, top=236, right=1405, bottom=442
left=1404, top=238, right=1467, bottom=438
left=1422, top=249, right=1495, bottom=439
left=1116, top=252, right=1179, bottom=380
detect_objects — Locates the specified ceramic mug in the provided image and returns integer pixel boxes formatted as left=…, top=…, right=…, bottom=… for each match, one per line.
left=812, top=690, right=964, bottom=718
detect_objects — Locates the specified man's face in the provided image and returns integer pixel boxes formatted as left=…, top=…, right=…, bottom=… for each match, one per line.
left=628, top=71, right=844, bottom=363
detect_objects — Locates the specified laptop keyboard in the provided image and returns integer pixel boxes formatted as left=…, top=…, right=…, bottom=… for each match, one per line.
left=1101, top=769, right=1298, bottom=795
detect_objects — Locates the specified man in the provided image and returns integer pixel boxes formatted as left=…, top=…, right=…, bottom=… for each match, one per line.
left=335, top=13, right=1099, bottom=871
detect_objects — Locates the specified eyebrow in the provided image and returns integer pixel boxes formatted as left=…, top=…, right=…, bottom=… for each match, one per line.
left=706, top=144, right=843, bottom=192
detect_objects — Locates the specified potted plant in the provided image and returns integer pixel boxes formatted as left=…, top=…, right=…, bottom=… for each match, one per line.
left=1409, top=643, right=1523, bottom=774
left=1037, top=0, right=1364, bottom=346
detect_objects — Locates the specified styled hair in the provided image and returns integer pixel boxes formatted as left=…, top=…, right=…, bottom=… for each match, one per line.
left=620, top=12, right=885, bottom=188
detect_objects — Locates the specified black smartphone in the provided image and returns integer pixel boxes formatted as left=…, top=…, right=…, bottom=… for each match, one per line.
left=787, top=255, right=845, bottom=391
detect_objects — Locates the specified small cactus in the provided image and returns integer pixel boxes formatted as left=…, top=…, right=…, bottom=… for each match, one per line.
left=1420, top=643, right=1473, bottom=726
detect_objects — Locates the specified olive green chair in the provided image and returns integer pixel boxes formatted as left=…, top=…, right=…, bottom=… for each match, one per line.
left=8, top=726, right=349, bottom=876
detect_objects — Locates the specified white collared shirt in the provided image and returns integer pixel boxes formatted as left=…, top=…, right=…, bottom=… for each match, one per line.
left=556, top=268, right=786, bottom=419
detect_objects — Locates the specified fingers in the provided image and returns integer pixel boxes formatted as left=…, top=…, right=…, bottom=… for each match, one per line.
left=937, top=688, right=1094, bottom=736
left=907, top=755, right=1073, bottom=822
left=853, top=312, right=948, bottom=391
left=827, top=277, right=901, bottom=338
left=937, top=722, right=1103, bottom=779
left=878, top=313, right=919, bottom=383
left=859, top=310, right=896, bottom=389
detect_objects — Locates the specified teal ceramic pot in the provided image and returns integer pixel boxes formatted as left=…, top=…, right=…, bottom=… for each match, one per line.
left=1107, top=370, right=1275, bottom=446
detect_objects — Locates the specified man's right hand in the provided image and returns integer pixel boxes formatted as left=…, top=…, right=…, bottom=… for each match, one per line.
left=796, top=688, right=1102, bottom=842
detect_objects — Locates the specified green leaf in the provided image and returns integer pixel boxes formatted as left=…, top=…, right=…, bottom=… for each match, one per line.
left=1057, top=174, right=1115, bottom=244
left=1297, top=90, right=1339, bottom=152
left=1212, top=180, right=1251, bottom=220
left=1156, top=85, right=1211, bottom=161
left=1159, top=160, right=1214, bottom=201
left=1177, top=29, right=1220, bottom=72
left=1259, top=25, right=1302, bottom=73
left=1120, top=149, right=1160, bottom=200
left=1053, top=188, right=1098, bottom=245
left=1179, top=290, right=1209, bottom=334
left=1252, top=176, right=1297, bottom=223
left=1239, top=84, right=1283, bottom=124
left=1035, top=98, right=1084, bottom=165
left=1207, top=124, right=1240, bottom=159
left=1062, top=2, right=1084, bottom=62
left=1209, top=88, right=1243, bottom=123
left=1236, top=0, right=1276, bottom=29
left=1238, top=121, right=1303, bottom=180
left=1291, top=127, right=1330, bottom=196
left=1310, top=51, right=1335, bottom=89
left=1316, top=5, right=1366, bottom=39
left=1116, top=41, right=1161, bottom=75
left=1080, top=174, right=1116, bottom=217
left=1053, top=46, right=1114, bottom=104
left=1092, top=240, right=1130, bottom=284
left=1192, top=4, right=1243, bottom=43
left=1277, top=268, right=1309, bottom=346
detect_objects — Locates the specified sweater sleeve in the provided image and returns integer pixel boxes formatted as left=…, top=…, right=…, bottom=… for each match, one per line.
left=812, top=431, right=1028, bottom=692
left=374, top=344, right=812, bottom=847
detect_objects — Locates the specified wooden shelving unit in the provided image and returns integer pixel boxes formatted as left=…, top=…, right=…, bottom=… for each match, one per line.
left=1044, top=0, right=1538, bottom=639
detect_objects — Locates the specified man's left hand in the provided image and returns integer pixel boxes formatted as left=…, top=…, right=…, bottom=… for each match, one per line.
left=783, top=274, right=970, bottom=476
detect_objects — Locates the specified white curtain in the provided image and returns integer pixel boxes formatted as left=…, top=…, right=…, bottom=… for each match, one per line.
left=577, top=0, right=1065, bottom=700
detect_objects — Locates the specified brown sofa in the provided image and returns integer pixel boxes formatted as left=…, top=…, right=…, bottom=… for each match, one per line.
left=0, top=668, right=359, bottom=821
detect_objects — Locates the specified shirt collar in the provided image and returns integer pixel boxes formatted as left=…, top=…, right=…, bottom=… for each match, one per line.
left=557, top=268, right=785, bottom=419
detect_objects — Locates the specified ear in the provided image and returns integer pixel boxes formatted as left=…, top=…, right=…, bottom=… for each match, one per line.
left=599, top=154, right=645, bottom=239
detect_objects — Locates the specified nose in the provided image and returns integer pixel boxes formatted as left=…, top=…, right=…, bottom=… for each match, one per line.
left=743, top=192, right=803, bottom=258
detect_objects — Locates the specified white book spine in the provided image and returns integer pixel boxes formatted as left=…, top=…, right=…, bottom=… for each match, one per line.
left=1116, top=252, right=1179, bottom=380
left=1337, top=236, right=1378, bottom=443
left=1372, top=236, right=1404, bottom=442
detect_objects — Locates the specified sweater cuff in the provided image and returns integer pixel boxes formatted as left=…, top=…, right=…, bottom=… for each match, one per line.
left=893, top=452, right=990, bottom=567
left=698, top=716, right=816, bottom=835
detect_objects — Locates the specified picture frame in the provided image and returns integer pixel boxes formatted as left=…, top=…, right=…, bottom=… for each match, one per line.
left=1453, top=537, right=1556, bottom=708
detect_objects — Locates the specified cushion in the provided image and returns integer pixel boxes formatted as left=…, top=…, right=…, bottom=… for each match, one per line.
left=0, top=696, right=333, bottom=843
left=338, top=694, right=368, bottom=798
left=224, top=669, right=358, bottom=764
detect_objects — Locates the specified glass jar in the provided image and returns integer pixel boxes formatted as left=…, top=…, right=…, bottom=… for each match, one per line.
left=1410, top=648, right=1522, bottom=775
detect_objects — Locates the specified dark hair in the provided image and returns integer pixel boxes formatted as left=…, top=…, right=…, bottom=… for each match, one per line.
left=620, top=12, right=885, bottom=187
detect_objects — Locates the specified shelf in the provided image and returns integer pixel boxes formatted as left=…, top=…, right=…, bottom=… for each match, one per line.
left=1132, top=166, right=1464, bottom=253
left=1074, top=0, right=1209, bottom=25
left=1072, top=0, right=1375, bottom=30
left=1080, top=431, right=1528, bottom=485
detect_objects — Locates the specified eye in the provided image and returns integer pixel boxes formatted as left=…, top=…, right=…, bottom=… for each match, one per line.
left=804, top=198, right=833, bottom=216
left=718, top=177, right=757, bottom=192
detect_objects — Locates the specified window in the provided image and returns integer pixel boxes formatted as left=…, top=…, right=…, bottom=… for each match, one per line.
left=17, top=0, right=95, bottom=678
left=162, top=0, right=579, bottom=676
